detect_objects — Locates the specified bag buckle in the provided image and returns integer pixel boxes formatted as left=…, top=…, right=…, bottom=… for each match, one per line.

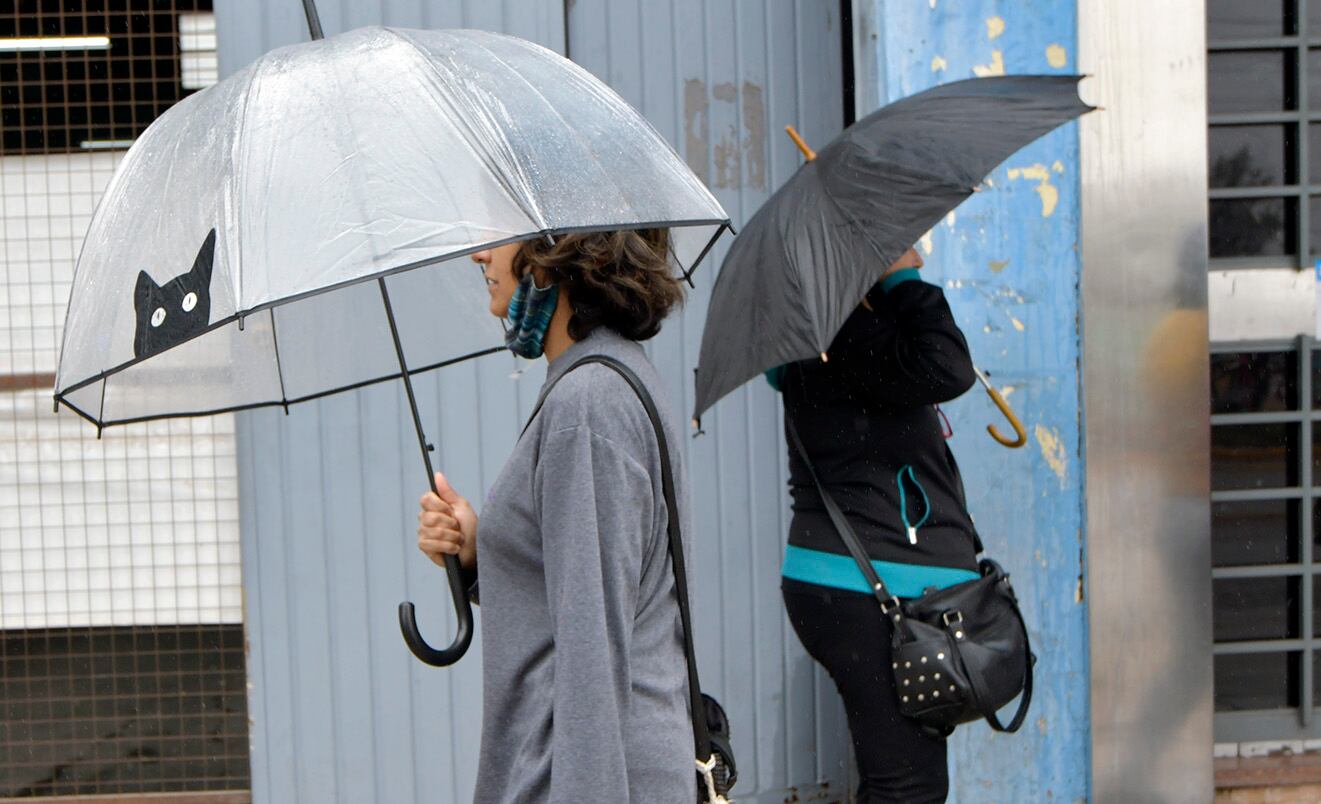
left=697, top=755, right=730, bottom=803
left=942, top=610, right=967, bottom=640
left=878, top=595, right=903, bottom=621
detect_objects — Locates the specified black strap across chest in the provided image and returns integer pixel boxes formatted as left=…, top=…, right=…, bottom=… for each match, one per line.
left=523, top=354, right=712, bottom=762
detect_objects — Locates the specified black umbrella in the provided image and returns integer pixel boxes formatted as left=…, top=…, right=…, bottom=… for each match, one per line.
left=692, top=75, right=1094, bottom=421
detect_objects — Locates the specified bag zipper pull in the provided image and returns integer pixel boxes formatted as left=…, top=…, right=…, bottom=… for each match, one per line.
left=897, top=464, right=930, bottom=546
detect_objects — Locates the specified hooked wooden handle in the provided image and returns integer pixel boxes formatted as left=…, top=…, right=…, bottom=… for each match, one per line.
left=974, top=367, right=1027, bottom=449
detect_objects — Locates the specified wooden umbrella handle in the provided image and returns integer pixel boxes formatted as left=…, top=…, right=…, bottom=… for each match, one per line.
left=974, top=367, right=1028, bottom=449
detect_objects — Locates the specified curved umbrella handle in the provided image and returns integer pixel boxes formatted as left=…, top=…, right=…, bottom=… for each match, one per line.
left=973, top=367, right=1028, bottom=449
left=377, top=276, right=476, bottom=666
left=398, top=553, right=474, bottom=666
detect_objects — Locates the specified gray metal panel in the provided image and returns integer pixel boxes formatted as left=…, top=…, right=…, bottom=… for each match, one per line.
left=566, top=3, right=851, bottom=798
left=1078, top=0, right=1215, bottom=800
left=221, top=4, right=562, bottom=803
left=222, top=0, right=848, bottom=800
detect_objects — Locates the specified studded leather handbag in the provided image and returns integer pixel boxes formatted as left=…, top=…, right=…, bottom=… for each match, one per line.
left=787, top=418, right=1034, bottom=737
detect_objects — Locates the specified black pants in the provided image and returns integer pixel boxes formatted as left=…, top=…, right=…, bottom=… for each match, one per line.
left=783, top=580, right=949, bottom=804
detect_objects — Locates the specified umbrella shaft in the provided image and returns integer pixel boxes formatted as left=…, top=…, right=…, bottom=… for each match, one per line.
left=301, top=0, right=324, bottom=40
left=377, top=278, right=437, bottom=494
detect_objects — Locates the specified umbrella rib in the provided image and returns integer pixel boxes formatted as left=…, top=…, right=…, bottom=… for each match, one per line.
left=269, top=308, right=290, bottom=412
left=229, top=52, right=264, bottom=312
left=462, top=33, right=643, bottom=220
left=382, top=28, right=547, bottom=232
left=681, top=222, right=728, bottom=286
left=96, top=375, right=106, bottom=438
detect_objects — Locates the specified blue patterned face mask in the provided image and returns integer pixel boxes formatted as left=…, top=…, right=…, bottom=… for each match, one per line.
left=504, top=273, right=558, bottom=359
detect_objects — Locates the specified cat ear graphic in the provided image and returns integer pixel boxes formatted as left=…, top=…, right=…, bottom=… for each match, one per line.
left=134, top=269, right=160, bottom=305
left=190, top=228, right=217, bottom=288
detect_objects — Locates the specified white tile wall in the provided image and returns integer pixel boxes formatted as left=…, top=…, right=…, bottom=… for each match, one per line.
left=179, top=12, right=219, bottom=90
left=0, top=151, right=241, bottom=628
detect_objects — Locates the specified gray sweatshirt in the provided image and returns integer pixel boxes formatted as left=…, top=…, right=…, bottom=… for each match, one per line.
left=472, top=328, right=694, bottom=803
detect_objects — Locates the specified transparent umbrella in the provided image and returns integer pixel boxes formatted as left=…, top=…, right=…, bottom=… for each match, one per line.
left=54, top=14, right=728, bottom=666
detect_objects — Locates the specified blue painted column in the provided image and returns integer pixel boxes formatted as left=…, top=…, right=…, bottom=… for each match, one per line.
left=857, top=2, right=1088, bottom=800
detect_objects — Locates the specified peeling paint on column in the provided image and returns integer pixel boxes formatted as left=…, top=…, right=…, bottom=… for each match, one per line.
left=973, top=50, right=1005, bottom=77
left=1036, top=424, right=1069, bottom=486
left=870, top=0, right=1083, bottom=796
left=1007, top=163, right=1060, bottom=217
left=683, top=78, right=709, bottom=183
left=741, top=81, right=766, bottom=190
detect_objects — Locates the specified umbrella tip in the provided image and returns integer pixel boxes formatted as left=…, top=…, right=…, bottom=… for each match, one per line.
left=784, top=125, right=817, bottom=161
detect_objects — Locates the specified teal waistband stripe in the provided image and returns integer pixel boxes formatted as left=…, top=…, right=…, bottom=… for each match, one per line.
left=781, top=544, right=979, bottom=598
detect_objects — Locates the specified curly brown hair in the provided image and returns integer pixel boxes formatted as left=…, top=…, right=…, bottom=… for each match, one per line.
left=512, top=229, right=683, bottom=342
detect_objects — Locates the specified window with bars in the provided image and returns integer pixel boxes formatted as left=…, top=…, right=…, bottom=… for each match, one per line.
left=1207, top=1, right=1321, bottom=748
left=1208, top=0, right=1320, bottom=267
left=1210, top=340, right=1320, bottom=739
left=0, top=1, right=250, bottom=797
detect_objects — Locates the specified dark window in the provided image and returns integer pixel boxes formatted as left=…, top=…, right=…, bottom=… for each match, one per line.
left=0, top=625, right=249, bottom=797
left=1207, top=0, right=1319, bottom=265
left=0, top=2, right=212, bottom=155
left=1210, top=339, right=1321, bottom=741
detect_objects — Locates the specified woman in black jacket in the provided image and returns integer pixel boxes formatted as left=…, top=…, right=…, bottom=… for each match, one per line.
left=773, top=246, right=979, bottom=803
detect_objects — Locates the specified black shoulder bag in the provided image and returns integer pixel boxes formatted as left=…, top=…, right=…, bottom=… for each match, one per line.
left=786, top=417, right=1034, bottom=737
left=528, top=355, right=737, bottom=802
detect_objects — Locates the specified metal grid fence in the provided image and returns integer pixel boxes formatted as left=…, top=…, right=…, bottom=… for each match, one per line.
left=0, top=1, right=250, bottom=796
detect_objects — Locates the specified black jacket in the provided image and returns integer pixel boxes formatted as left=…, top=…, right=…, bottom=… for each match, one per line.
left=783, top=275, right=982, bottom=571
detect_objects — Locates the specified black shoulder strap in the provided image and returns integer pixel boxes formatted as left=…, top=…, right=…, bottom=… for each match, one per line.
left=785, top=416, right=901, bottom=613
left=523, top=355, right=712, bottom=762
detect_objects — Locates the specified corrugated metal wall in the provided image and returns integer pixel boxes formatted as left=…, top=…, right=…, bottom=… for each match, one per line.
left=216, top=1, right=851, bottom=801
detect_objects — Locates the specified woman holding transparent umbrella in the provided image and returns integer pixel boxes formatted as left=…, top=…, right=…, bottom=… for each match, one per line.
left=415, top=230, right=698, bottom=802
